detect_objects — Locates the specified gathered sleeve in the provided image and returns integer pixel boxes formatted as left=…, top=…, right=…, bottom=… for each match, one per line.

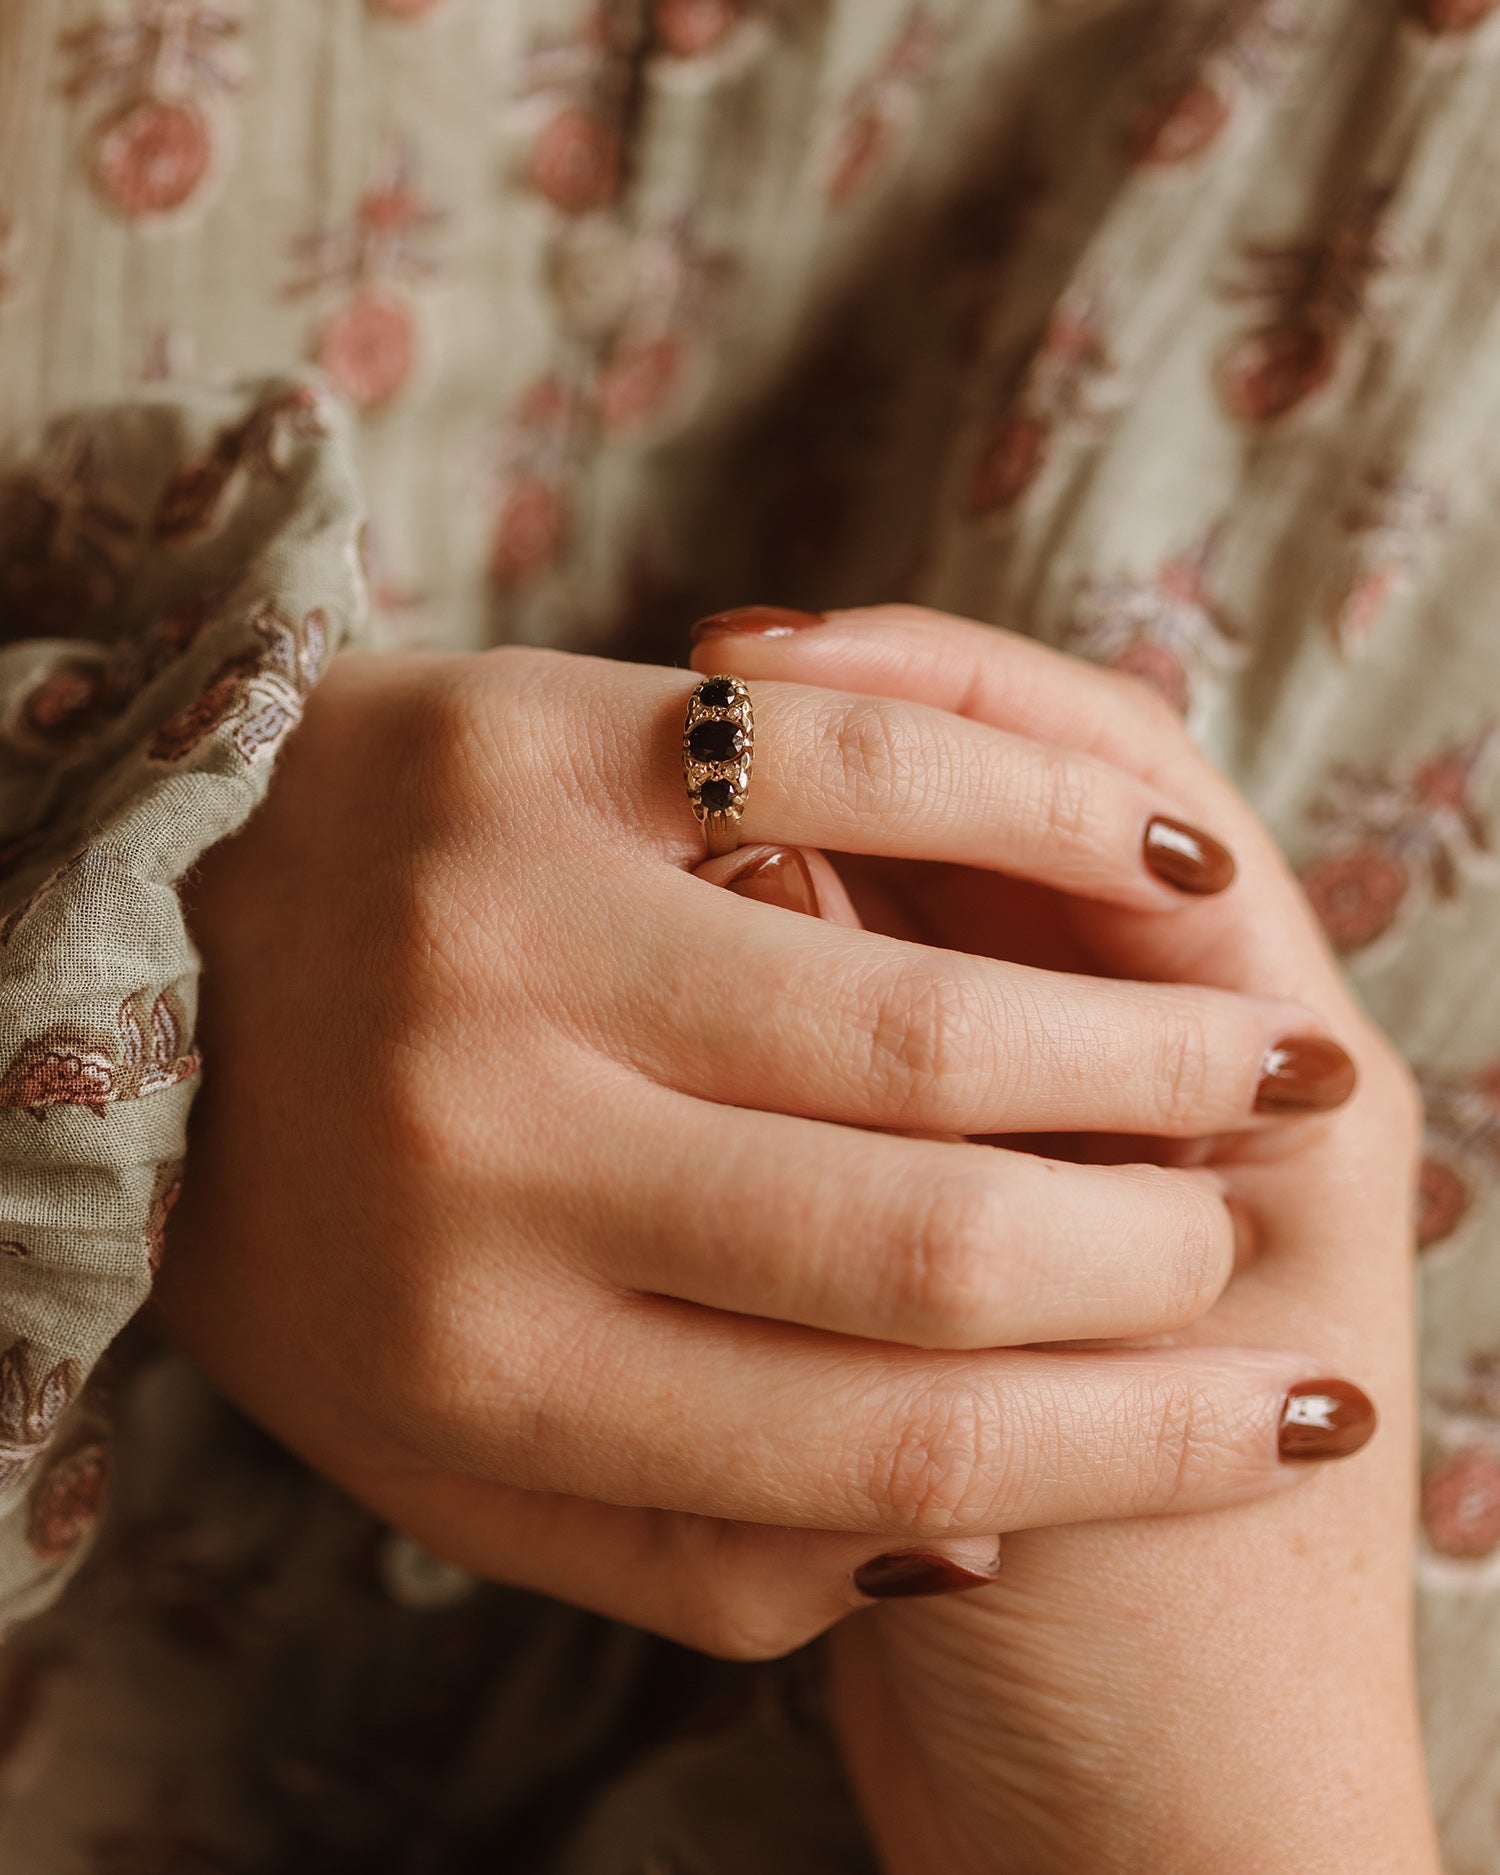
left=0, top=376, right=366, bottom=1626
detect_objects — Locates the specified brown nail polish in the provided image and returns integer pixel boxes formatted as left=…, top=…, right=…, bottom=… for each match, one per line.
left=722, top=847, right=822, bottom=918
left=1279, top=1380, right=1377, bottom=1461
left=854, top=1549, right=1002, bottom=1600
left=1255, top=1036, right=1358, bottom=1114
left=1142, top=816, right=1237, bottom=895
left=690, top=605, right=825, bottom=646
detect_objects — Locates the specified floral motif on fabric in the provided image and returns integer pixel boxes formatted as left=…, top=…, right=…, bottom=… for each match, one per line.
left=11, top=584, right=233, bottom=759
left=1415, top=1059, right=1500, bottom=1253
left=26, top=1436, right=108, bottom=1564
left=1063, top=530, right=1246, bottom=719
left=969, top=285, right=1123, bottom=519
left=368, top=0, right=445, bottom=17
left=1422, top=1357, right=1500, bottom=1579
left=1410, top=0, right=1500, bottom=34
left=0, top=431, right=138, bottom=640
left=1126, top=0, right=1305, bottom=167
left=821, top=6, right=945, bottom=206
left=0, top=987, right=199, bottom=1121
left=1330, top=468, right=1448, bottom=656
left=0, top=1342, right=79, bottom=1494
left=1301, top=727, right=1496, bottom=953
left=153, top=385, right=330, bottom=542
left=285, top=144, right=444, bottom=413
left=1217, top=183, right=1400, bottom=424
left=652, top=0, right=744, bottom=57
left=513, top=4, right=645, bottom=217
left=149, top=601, right=328, bottom=766
left=488, top=375, right=580, bottom=589
left=59, top=2, right=247, bottom=220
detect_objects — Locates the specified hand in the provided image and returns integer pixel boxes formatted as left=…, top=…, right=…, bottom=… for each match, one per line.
left=155, top=642, right=1368, bottom=1660
left=691, top=606, right=1438, bottom=1874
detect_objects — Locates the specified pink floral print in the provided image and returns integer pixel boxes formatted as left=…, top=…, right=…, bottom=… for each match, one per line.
left=154, top=385, right=330, bottom=542
left=1127, top=0, right=1304, bottom=167
left=26, top=1437, right=109, bottom=1564
left=149, top=601, right=328, bottom=765
left=513, top=5, right=643, bottom=216
left=1423, top=1359, right=1500, bottom=1566
left=1218, top=184, right=1399, bottom=424
left=1064, top=531, right=1245, bottom=717
left=1301, top=727, right=1496, bottom=952
left=653, top=0, right=746, bottom=57
left=286, top=144, right=444, bottom=412
left=1411, top=0, right=1500, bottom=32
left=368, top=0, right=445, bottom=17
left=0, top=1341, right=79, bottom=1493
left=60, top=2, right=246, bottom=220
left=969, top=285, right=1122, bottom=517
left=146, top=1159, right=184, bottom=1274
left=488, top=376, right=580, bottom=589
left=1331, top=468, right=1448, bottom=656
left=822, top=7, right=945, bottom=206
left=0, top=987, right=198, bottom=1121
left=1416, top=1059, right=1500, bottom=1252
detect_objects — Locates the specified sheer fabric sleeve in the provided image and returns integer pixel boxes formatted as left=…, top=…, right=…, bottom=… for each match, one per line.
left=0, top=375, right=366, bottom=1627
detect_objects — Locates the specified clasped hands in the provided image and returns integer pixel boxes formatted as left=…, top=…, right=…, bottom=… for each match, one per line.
left=157, top=603, right=1437, bottom=1873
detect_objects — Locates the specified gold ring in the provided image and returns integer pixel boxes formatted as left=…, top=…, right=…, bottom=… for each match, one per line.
left=683, top=675, right=753, bottom=857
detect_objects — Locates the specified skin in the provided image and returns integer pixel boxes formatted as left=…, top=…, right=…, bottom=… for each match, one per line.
left=157, top=636, right=1359, bottom=1659
left=690, top=607, right=1439, bottom=1875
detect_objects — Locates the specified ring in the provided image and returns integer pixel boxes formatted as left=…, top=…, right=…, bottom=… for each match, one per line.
left=683, top=675, right=754, bottom=857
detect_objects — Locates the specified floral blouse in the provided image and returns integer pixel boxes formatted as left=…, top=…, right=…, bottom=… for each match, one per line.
left=1, top=1, right=1499, bottom=1870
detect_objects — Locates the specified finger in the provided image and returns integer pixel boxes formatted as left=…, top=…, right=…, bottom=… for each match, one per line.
left=444, top=1302, right=1378, bottom=1537
left=687, top=607, right=1335, bottom=999
left=694, top=842, right=863, bottom=927
left=591, top=866, right=1355, bottom=1136
left=345, top=1470, right=1003, bottom=1660
left=595, top=1086, right=1239, bottom=1349
left=691, top=677, right=1239, bottom=912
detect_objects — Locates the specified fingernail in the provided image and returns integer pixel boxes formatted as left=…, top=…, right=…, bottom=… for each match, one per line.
left=1279, top=1380, right=1377, bottom=1461
left=1255, top=1036, right=1358, bottom=1114
left=722, top=846, right=822, bottom=918
left=854, top=1548, right=1003, bottom=1600
left=1142, top=816, right=1237, bottom=895
left=691, top=605, right=826, bottom=646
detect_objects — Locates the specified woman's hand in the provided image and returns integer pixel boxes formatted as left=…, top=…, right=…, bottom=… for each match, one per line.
left=691, top=606, right=1438, bottom=1874
left=155, top=641, right=1367, bottom=1660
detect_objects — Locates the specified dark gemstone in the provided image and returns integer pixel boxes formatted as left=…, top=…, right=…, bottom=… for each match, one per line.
left=699, top=778, right=735, bottom=814
left=688, top=719, right=744, bottom=765
left=697, top=678, right=736, bottom=710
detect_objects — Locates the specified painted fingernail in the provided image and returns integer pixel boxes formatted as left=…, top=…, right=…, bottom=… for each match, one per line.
left=1255, top=1036, right=1358, bottom=1114
left=1142, top=816, right=1237, bottom=895
left=690, top=605, right=826, bottom=646
left=854, top=1549, right=1003, bottom=1600
left=1279, top=1380, right=1377, bottom=1461
left=722, top=846, right=822, bottom=918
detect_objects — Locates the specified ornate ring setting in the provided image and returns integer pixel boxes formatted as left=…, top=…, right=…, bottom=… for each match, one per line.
left=683, top=675, right=753, bottom=856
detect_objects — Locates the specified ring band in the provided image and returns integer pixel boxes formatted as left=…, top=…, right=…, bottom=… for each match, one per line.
left=683, top=675, right=754, bottom=857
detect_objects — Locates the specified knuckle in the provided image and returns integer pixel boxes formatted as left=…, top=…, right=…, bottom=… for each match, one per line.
left=1135, top=1370, right=1239, bottom=1514
left=1101, top=662, right=1188, bottom=738
left=1027, top=746, right=1097, bottom=848
left=860, top=1386, right=996, bottom=1537
left=899, top=1175, right=1006, bottom=1346
left=858, top=966, right=988, bottom=1124
left=823, top=698, right=932, bottom=823
left=672, top=1577, right=822, bottom=1663
left=1152, top=1006, right=1215, bottom=1133
left=412, top=647, right=565, bottom=833
left=1162, top=1178, right=1234, bottom=1326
